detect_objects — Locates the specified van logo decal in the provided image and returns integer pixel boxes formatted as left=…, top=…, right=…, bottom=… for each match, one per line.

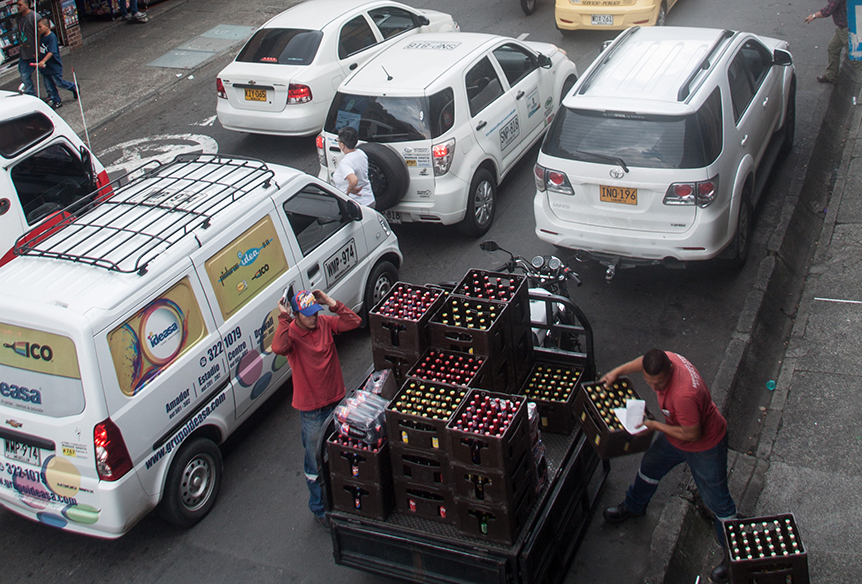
left=141, top=301, right=186, bottom=366
left=237, top=239, right=272, bottom=267
left=5, top=419, right=23, bottom=428
left=3, top=341, right=53, bottom=362
left=0, top=382, right=42, bottom=404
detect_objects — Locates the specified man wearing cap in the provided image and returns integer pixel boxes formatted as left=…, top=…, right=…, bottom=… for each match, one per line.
left=272, top=289, right=361, bottom=529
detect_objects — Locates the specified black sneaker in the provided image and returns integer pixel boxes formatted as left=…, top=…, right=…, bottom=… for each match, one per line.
left=315, top=514, right=331, bottom=529
left=71, top=87, right=78, bottom=100
left=50, top=101, right=63, bottom=110
left=602, top=501, right=644, bottom=524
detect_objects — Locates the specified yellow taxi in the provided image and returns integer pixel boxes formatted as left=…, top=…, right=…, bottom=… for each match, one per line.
left=555, top=0, right=679, bottom=33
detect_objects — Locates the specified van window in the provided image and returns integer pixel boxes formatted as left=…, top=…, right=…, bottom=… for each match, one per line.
left=466, top=57, right=504, bottom=117
left=283, top=184, right=350, bottom=256
left=492, top=43, right=537, bottom=87
left=0, top=322, right=83, bottom=417
left=429, top=88, right=455, bottom=137
left=107, top=278, right=208, bottom=397
left=0, top=112, right=54, bottom=159
left=11, top=143, right=96, bottom=225
left=339, top=15, right=377, bottom=59
left=203, top=215, right=289, bottom=321
left=236, top=29, right=322, bottom=65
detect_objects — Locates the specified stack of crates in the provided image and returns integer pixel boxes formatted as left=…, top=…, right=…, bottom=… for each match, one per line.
left=429, top=270, right=532, bottom=393
left=447, top=389, right=536, bottom=545
left=326, top=432, right=394, bottom=520
left=519, top=358, right=584, bottom=435
left=385, top=378, right=469, bottom=525
left=574, top=378, right=655, bottom=459
left=723, top=514, right=809, bottom=583
left=369, top=283, right=446, bottom=385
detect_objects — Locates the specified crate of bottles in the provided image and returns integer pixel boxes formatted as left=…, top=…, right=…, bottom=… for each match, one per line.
left=406, top=348, right=488, bottom=388
left=574, top=378, right=655, bottom=459
left=326, top=433, right=391, bottom=484
left=450, top=443, right=534, bottom=508
left=386, top=379, right=469, bottom=452
left=370, top=283, right=445, bottom=355
left=455, top=475, right=535, bottom=545
left=724, top=514, right=809, bottom=584
left=428, top=297, right=509, bottom=358
left=453, top=269, right=530, bottom=333
left=390, top=442, right=451, bottom=487
left=393, top=477, right=458, bottom=526
left=330, top=473, right=394, bottom=521
left=519, top=361, right=584, bottom=435
left=446, top=390, right=530, bottom=472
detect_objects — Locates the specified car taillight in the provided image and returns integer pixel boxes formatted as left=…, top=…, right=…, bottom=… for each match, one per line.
left=664, top=176, right=719, bottom=207
left=433, top=138, right=456, bottom=176
left=316, top=134, right=326, bottom=167
left=216, top=78, right=226, bottom=99
left=94, top=418, right=133, bottom=481
left=288, top=84, right=312, bottom=104
left=534, top=164, right=574, bottom=195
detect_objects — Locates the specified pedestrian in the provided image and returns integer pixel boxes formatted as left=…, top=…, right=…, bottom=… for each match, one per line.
left=805, top=0, right=862, bottom=84
left=118, top=0, right=148, bottom=23
left=35, top=19, right=77, bottom=110
left=15, top=0, right=38, bottom=97
left=333, top=126, right=376, bottom=208
left=271, top=289, right=361, bottom=529
left=600, top=349, right=737, bottom=584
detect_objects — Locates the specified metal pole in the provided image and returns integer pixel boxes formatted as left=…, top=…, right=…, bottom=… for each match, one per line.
left=72, top=69, right=91, bottom=152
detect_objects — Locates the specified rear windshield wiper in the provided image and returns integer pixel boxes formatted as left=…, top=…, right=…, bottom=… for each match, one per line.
left=575, top=149, right=628, bottom=173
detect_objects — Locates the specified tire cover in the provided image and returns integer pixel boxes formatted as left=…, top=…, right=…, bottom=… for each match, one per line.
left=358, top=143, right=410, bottom=211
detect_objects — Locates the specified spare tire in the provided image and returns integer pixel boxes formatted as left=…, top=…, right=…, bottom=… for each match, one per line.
left=358, top=143, right=410, bottom=211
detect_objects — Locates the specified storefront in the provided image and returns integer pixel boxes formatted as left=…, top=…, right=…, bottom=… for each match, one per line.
left=0, top=0, right=82, bottom=73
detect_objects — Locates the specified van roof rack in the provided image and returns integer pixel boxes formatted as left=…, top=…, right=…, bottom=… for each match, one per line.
left=577, top=26, right=641, bottom=96
left=14, top=154, right=276, bottom=276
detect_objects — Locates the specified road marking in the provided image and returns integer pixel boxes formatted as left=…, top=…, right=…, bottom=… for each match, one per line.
left=518, top=33, right=529, bottom=40
left=194, top=115, right=218, bottom=127
left=98, top=133, right=219, bottom=177
left=814, top=297, right=862, bottom=304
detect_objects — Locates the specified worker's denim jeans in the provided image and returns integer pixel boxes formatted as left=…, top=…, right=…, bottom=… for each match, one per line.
left=18, top=58, right=36, bottom=96
left=625, top=433, right=737, bottom=544
left=300, top=405, right=335, bottom=517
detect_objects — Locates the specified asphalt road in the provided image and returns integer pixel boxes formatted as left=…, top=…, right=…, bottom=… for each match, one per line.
left=0, top=0, right=835, bottom=582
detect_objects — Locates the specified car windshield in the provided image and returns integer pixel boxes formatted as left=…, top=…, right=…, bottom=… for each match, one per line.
left=236, top=29, right=322, bottom=65
left=542, top=94, right=722, bottom=169
left=325, top=93, right=431, bottom=143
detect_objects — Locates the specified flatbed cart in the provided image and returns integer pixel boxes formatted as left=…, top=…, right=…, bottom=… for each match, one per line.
left=318, top=292, right=611, bottom=584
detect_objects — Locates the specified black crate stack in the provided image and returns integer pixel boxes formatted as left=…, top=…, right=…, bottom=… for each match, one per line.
left=724, top=514, right=809, bottom=584
left=519, top=360, right=584, bottom=435
left=327, top=434, right=394, bottom=520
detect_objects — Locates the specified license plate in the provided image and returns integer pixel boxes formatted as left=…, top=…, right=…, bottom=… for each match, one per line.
left=383, top=210, right=402, bottom=224
left=324, top=238, right=358, bottom=287
left=600, top=185, right=637, bottom=205
left=244, top=88, right=267, bottom=102
left=4, top=439, right=41, bottom=466
left=591, top=14, right=613, bottom=25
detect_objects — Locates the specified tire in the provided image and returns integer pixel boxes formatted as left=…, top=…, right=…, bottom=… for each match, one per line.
left=158, top=437, right=222, bottom=527
left=521, top=0, right=537, bottom=15
left=655, top=2, right=667, bottom=26
left=364, top=260, right=398, bottom=316
left=457, top=169, right=496, bottom=237
left=728, top=195, right=752, bottom=268
left=780, top=77, right=796, bottom=156
left=358, top=143, right=409, bottom=211
left=560, top=75, right=578, bottom=103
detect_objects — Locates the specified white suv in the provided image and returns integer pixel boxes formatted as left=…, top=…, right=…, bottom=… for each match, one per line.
left=533, top=27, right=795, bottom=278
left=318, top=32, right=578, bottom=235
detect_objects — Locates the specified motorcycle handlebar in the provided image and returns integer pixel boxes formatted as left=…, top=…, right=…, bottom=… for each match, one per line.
left=566, top=269, right=582, bottom=287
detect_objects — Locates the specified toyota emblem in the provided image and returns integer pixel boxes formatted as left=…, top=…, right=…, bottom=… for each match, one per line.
left=609, top=168, right=625, bottom=179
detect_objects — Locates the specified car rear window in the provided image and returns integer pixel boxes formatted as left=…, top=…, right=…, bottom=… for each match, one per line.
left=543, top=89, right=723, bottom=169
left=325, top=93, right=430, bottom=142
left=236, top=29, right=322, bottom=65
left=0, top=112, right=54, bottom=159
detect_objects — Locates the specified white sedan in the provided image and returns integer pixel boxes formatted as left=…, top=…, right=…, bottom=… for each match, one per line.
left=216, top=0, right=459, bottom=137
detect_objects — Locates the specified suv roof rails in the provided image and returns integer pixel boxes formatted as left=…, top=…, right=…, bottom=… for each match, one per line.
left=677, top=29, right=735, bottom=102
left=577, top=26, right=641, bottom=96
left=14, top=154, right=275, bottom=276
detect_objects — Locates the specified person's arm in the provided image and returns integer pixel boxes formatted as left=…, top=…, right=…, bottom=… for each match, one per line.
left=314, top=289, right=361, bottom=333
left=806, top=0, right=839, bottom=21
left=642, top=419, right=702, bottom=442
left=344, top=172, right=360, bottom=196
left=600, top=356, right=644, bottom=387
left=270, top=298, right=295, bottom=355
left=37, top=51, right=53, bottom=68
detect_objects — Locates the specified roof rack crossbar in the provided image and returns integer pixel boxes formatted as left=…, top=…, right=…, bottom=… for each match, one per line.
left=577, top=26, right=641, bottom=96
left=677, top=29, right=734, bottom=101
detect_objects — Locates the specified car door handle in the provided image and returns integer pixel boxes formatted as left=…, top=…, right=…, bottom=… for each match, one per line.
left=741, top=134, right=748, bottom=146
left=349, top=63, right=358, bottom=70
left=762, top=96, right=769, bottom=107
left=476, top=121, right=487, bottom=131
left=516, top=90, right=525, bottom=100
left=329, top=146, right=340, bottom=152
left=308, top=263, right=320, bottom=278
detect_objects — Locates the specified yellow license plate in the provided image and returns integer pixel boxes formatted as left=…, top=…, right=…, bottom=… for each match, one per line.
left=244, top=88, right=267, bottom=102
left=600, top=185, right=637, bottom=205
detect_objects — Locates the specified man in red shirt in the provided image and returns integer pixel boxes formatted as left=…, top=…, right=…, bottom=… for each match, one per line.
left=600, top=349, right=736, bottom=584
left=272, top=289, right=361, bottom=529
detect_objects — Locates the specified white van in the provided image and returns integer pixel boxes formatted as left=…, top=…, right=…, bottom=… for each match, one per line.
left=0, top=154, right=401, bottom=537
left=0, top=90, right=110, bottom=266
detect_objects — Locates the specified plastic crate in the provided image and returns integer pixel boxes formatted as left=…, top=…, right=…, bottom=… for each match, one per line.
left=386, top=379, right=469, bottom=452
left=406, top=348, right=488, bottom=388
left=574, top=378, right=654, bottom=459
left=454, top=474, right=536, bottom=545
left=369, top=282, right=445, bottom=355
left=519, top=361, right=584, bottom=435
left=450, top=443, right=534, bottom=508
left=393, top=476, right=458, bottom=526
left=428, top=296, right=509, bottom=358
left=371, top=346, right=422, bottom=387
left=326, top=433, right=391, bottom=484
left=390, top=442, right=450, bottom=486
left=453, top=269, right=530, bottom=333
left=330, top=474, right=394, bottom=521
left=724, top=514, right=809, bottom=584
left=446, top=389, right=530, bottom=472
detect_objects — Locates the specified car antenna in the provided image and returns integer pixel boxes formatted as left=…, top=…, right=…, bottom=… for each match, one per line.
left=382, top=66, right=393, bottom=81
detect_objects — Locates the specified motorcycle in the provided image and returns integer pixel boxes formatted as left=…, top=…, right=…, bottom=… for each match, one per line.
left=479, top=241, right=593, bottom=370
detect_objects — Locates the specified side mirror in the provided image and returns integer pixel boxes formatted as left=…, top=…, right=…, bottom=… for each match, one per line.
left=773, top=49, right=792, bottom=67
left=601, top=40, right=613, bottom=52
left=417, top=15, right=430, bottom=26
left=480, top=241, right=500, bottom=252
left=537, top=54, right=552, bottom=69
left=347, top=200, right=363, bottom=221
